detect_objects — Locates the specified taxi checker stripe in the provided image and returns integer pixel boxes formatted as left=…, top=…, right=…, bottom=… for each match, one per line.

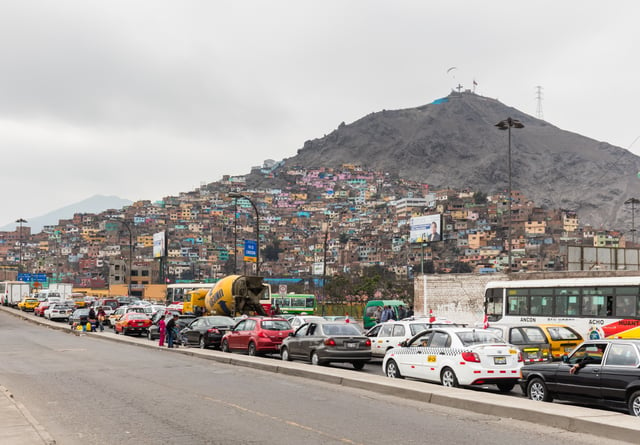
left=395, top=347, right=469, bottom=356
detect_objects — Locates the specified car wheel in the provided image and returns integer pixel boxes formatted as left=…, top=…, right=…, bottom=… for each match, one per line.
left=628, top=390, right=640, bottom=416
left=496, top=381, right=516, bottom=393
left=352, top=362, right=365, bottom=370
left=441, top=367, right=459, bottom=388
left=281, top=347, right=291, bottom=361
left=221, top=339, right=230, bottom=353
left=199, top=336, right=206, bottom=349
left=311, top=351, right=325, bottom=366
left=527, top=378, right=553, bottom=402
left=248, top=342, right=257, bottom=356
left=385, top=359, right=403, bottom=379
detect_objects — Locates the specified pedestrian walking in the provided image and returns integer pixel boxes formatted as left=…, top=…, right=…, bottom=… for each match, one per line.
left=158, top=315, right=167, bottom=347
left=88, top=307, right=97, bottom=332
left=96, top=307, right=106, bottom=332
left=166, top=314, right=179, bottom=348
left=380, top=306, right=391, bottom=322
left=398, top=305, right=407, bottom=320
left=375, top=306, right=383, bottom=323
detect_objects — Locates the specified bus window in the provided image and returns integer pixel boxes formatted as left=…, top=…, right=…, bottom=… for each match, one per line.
left=615, top=287, right=638, bottom=317
left=530, top=289, right=553, bottom=316
left=506, top=289, right=528, bottom=315
left=484, top=289, right=504, bottom=322
left=581, top=288, right=613, bottom=317
left=556, top=289, right=579, bottom=316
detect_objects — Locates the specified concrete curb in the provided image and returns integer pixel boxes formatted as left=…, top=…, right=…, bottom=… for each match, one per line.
left=0, top=385, right=57, bottom=445
left=3, top=306, right=640, bottom=443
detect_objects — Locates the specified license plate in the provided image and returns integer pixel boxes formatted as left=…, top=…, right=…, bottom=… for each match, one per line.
left=527, top=351, right=538, bottom=359
left=346, top=342, right=358, bottom=349
left=494, top=356, right=506, bottom=365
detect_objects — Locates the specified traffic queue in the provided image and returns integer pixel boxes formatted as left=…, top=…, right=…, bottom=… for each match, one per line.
left=6, top=294, right=640, bottom=418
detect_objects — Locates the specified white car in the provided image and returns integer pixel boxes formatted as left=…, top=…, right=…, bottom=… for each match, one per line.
left=366, top=318, right=464, bottom=358
left=44, top=303, right=74, bottom=321
left=382, top=327, right=523, bottom=392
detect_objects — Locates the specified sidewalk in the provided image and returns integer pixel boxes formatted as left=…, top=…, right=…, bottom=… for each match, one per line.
left=0, top=385, right=56, bottom=445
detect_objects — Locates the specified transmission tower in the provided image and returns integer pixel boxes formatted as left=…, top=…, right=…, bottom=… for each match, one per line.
left=535, top=85, right=544, bottom=120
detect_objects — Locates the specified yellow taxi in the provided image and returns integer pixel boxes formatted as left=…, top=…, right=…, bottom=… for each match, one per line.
left=18, top=298, right=41, bottom=312
left=536, top=324, right=583, bottom=360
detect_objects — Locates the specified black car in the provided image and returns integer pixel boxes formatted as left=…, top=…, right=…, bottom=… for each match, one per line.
left=68, top=308, right=91, bottom=327
left=147, top=311, right=195, bottom=341
left=520, top=339, right=640, bottom=416
left=180, top=316, right=235, bottom=349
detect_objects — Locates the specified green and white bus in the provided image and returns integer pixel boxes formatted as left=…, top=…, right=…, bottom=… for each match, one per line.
left=271, top=294, right=316, bottom=315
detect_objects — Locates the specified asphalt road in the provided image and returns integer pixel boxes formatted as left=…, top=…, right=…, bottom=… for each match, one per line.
left=0, top=311, right=632, bottom=445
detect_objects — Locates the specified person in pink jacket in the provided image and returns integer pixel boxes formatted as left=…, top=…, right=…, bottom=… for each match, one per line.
left=158, top=315, right=167, bottom=347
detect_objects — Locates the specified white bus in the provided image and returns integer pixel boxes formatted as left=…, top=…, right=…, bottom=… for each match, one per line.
left=484, top=276, right=640, bottom=340
left=166, top=283, right=216, bottom=305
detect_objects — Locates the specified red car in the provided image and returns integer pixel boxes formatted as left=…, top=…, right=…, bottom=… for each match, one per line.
left=34, top=301, right=52, bottom=317
left=114, top=313, right=152, bottom=336
left=221, top=317, right=293, bottom=356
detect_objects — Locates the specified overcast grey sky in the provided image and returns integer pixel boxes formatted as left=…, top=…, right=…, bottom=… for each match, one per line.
left=2, top=1, right=639, bottom=228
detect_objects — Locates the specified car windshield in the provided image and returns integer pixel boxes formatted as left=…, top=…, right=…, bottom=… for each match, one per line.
left=546, top=326, right=581, bottom=341
left=127, top=314, right=148, bottom=320
left=322, top=324, right=362, bottom=336
left=409, top=323, right=429, bottom=335
left=261, top=320, right=291, bottom=330
left=456, top=331, right=504, bottom=346
left=205, top=317, right=234, bottom=326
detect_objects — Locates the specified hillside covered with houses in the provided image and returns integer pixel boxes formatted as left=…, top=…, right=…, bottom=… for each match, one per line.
left=0, top=162, right=625, bottom=299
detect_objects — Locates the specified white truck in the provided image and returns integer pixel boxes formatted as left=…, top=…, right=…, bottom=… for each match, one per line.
left=48, top=283, right=73, bottom=300
left=0, top=281, right=31, bottom=307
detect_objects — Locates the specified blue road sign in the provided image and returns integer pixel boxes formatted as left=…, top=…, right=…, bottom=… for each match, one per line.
left=243, top=239, right=257, bottom=262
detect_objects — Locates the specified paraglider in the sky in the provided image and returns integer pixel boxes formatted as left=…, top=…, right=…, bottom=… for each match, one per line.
left=446, top=66, right=457, bottom=74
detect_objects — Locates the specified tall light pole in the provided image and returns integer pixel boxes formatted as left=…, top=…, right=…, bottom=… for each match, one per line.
left=321, top=222, right=329, bottom=317
left=495, top=117, right=524, bottom=273
left=625, top=198, right=640, bottom=244
left=228, top=192, right=260, bottom=275
left=232, top=197, right=238, bottom=273
left=16, top=218, right=27, bottom=273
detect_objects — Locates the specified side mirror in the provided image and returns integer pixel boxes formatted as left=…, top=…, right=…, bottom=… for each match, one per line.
left=399, top=340, right=408, bottom=347
left=561, top=355, right=569, bottom=363
left=288, top=332, right=295, bottom=337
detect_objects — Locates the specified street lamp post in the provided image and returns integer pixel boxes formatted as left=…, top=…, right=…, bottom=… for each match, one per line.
left=15, top=218, right=27, bottom=273
left=321, top=222, right=329, bottom=317
left=495, top=117, right=524, bottom=273
left=625, top=198, right=640, bottom=244
left=228, top=192, right=260, bottom=275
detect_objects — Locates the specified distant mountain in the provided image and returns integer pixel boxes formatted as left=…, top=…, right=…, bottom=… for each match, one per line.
left=274, top=91, right=640, bottom=229
left=1, top=195, right=133, bottom=233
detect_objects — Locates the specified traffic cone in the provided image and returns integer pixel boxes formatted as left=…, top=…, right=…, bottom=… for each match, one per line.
left=429, top=309, right=435, bottom=323
left=483, top=313, right=489, bottom=329
left=345, top=313, right=350, bottom=323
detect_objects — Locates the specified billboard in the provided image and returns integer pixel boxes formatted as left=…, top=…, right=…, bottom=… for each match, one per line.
left=409, top=214, right=442, bottom=243
left=153, top=231, right=166, bottom=258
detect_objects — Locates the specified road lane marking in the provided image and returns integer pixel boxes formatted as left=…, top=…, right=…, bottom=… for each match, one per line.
left=201, top=395, right=364, bottom=444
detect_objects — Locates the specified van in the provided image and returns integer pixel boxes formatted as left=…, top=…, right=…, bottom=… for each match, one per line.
left=363, top=300, right=407, bottom=329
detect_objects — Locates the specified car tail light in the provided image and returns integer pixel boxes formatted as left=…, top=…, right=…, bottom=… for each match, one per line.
left=207, top=328, right=220, bottom=334
left=324, top=338, right=337, bottom=346
left=258, top=331, right=269, bottom=338
left=517, top=352, right=523, bottom=363
left=461, top=352, right=481, bottom=362
left=365, top=339, right=371, bottom=347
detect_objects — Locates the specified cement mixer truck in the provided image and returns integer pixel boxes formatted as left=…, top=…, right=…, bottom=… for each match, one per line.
left=189, top=275, right=267, bottom=317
